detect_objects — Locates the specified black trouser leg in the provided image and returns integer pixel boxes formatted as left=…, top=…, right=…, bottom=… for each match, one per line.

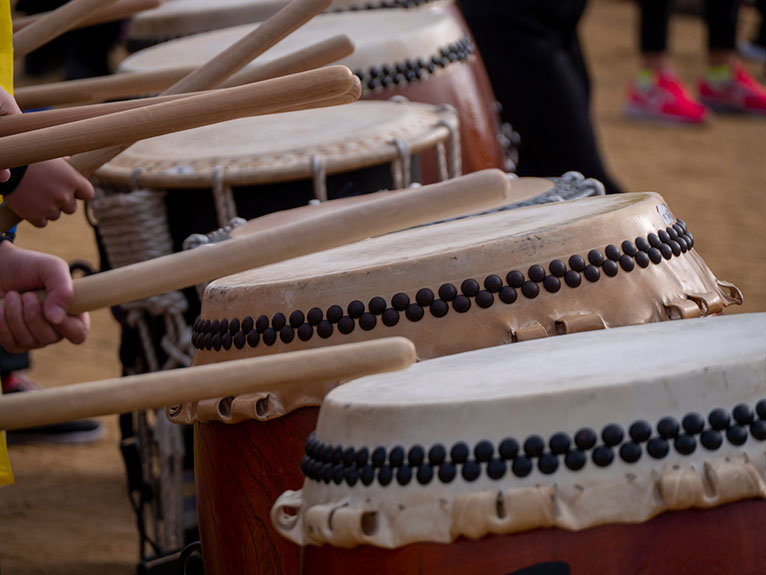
left=460, top=0, right=623, bottom=194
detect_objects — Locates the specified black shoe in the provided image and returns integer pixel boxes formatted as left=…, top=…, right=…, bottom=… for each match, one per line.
left=6, top=419, right=105, bottom=445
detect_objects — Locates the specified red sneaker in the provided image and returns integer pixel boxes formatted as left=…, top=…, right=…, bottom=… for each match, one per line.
left=698, top=63, right=766, bottom=114
left=625, top=70, right=709, bottom=124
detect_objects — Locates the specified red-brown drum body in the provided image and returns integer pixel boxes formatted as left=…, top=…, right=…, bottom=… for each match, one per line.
left=272, top=315, right=766, bottom=574
left=194, top=409, right=318, bottom=575
left=119, top=7, right=506, bottom=174
left=301, top=500, right=766, bottom=574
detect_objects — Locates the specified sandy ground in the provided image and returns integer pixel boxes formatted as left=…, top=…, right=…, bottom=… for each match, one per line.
left=0, top=1, right=765, bottom=573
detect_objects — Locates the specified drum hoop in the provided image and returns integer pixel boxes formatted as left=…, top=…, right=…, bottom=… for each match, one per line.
left=93, top=107, right=453, bottom=189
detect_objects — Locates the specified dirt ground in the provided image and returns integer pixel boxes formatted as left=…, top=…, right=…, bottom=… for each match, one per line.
left=1, top=1, right=765, bottom=573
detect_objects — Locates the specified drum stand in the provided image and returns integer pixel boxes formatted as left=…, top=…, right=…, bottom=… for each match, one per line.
left=90, top=183, right=196, bottom=568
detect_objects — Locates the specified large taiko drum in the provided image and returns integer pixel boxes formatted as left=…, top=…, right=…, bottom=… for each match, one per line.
left=118, top=8, right=506, bottom=174
left=176, top=192, right=740, bottom=574
left=274, top=313, right=766, bottom=574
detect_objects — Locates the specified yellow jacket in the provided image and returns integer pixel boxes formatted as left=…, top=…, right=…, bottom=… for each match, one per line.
left=0, top=0, right=15, bottom=488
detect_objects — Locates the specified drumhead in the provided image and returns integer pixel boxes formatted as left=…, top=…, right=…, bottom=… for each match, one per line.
left=273, top=313, right=766, bottom=547
left=93, top=101, right=453, bottom=187
left=192, top=192, right=737, bottom=363
left=128, top=0, right=449, bottom=42
left=120, top=10, right=467, bottom=81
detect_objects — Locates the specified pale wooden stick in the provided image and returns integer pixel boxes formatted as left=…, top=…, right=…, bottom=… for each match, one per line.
left=14, top=34, right=353, bottom=109
left=13, top=0, right=163, bottom=32
left=0, top=93, right=193, bottom=137
left=165, top=0, right=331, bottom=96
left=14, top=69, right=193, bottom=110
left=67, top=169, right=510, bottom=314
left=0, top=338, right=416, bottom=431
left=13, top=0, right=121, bottom=58
left=220, top=34, right=354, bottom=88
left=67, top=0, right=333, bottom=178
left=0, top=64, right=360, bottom=136
left=0, top=67, right=355, bottom=172
left=0, top=68, right=359, bottom=230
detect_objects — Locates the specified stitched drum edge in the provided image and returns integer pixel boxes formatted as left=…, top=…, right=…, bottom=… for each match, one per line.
left=300, top=402, right=766, bottom=487
left=191, top=219, right=700, bottom=354
left=92, top=105, right=455, bottom=189
left=354, top=35, right=476, bottom=94
left=272, top=430, right=766, bottom=548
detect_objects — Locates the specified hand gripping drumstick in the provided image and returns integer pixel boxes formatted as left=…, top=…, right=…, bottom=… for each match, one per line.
left=13, top=0, right=163, bottom=33
left=13, top=0, right=122, bottom=59
left=2, top=170, right=510, bottom=314
left=0, top=65, right=357, bottom=182
left=0, top=338, right=416, bottom=431
left=13, top=35, right=355, bottom=110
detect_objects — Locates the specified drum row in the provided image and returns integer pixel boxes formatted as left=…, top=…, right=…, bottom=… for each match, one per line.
left=85, top=2, right=762, bottom=573
left=179, top=187, right=750, bottom=575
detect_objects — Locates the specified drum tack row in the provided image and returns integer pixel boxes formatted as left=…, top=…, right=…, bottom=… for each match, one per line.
left=2, top=1, right=763, bottom=574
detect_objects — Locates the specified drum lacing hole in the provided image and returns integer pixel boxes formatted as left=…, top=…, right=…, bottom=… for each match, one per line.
left=255, top=397, right=271, bottom=418
left=216, top=397, right=234, bottom=419
left=360, top=511, right=378, bottom=536
left=278, top=506, right=300, bottom=530
left=495, top=491, right=506, bottom=519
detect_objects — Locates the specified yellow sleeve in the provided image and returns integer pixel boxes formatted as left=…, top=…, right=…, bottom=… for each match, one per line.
left=0, top=0, right=12, bottom=95
left=0, top=0, right=15, bottom=487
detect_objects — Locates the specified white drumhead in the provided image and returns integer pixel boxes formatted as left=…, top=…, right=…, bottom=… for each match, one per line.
left=276, top=314, right=766, bottom=548
left=93, top=101, right=452, bottom=187
left=120, top=9, right=465, bottom=75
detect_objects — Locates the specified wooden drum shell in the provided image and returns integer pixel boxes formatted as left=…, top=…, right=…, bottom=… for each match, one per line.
left=194, top=409, right=316, bottom=575
left=301, top=499, right=766, bottom=574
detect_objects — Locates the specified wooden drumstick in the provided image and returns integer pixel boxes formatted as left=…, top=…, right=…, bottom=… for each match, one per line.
left=60, top=169, right=509, bottom=314
left=0, top=338, right=416, bottom=431
left=220, top=34, right=354, bottom=88
left=0, top=67, right=356, bottom=171
left=0, top=67, right=359, bottom=230
left=13, top=0, right=121, bottom=59
left=0, top=63, right=360, bottom=138
left=0, top=93, right=195, bottom=137
left=14, top=34, right=355, bottom=110
left=13, top=0, right=163, bottom=32
left=164, top=0, right=332, bottom=95
left=64, top=0, right=333, bottom=177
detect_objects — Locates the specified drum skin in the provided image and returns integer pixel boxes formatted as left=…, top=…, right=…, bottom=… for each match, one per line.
left=194, top=408, right=316, bottom=575
left=301, top=499, right=766, bottom=574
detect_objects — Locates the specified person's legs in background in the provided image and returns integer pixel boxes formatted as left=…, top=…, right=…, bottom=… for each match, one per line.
left=625, top=0, right=708, bottom=123
left=699, top=0, right=766, bottom=113
left=460, top=0, right=623, bottom=194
